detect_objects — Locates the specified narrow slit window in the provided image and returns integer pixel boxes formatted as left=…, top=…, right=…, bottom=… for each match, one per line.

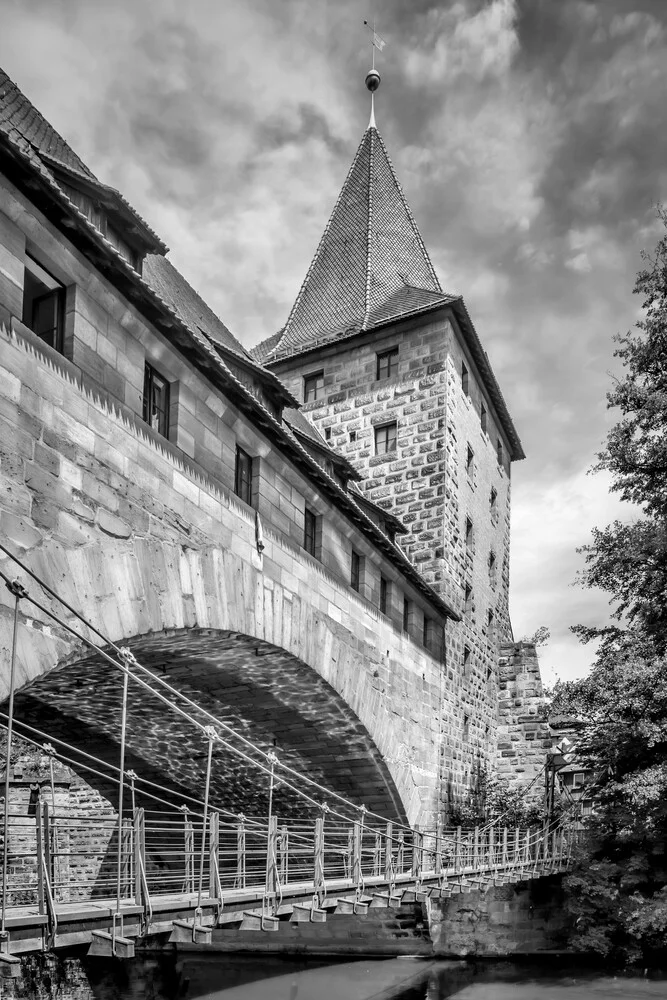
left=461, top=361, right=469, bottom=396
left=481, top=403, right=487, bottom=434
left=463, top=645, right=471, bottom=676
left=143, top=362, right=170, bottom=438
left=380, top=576, right=388, bottom=615
left=351, top=549, right=361, bottom=592
left=466, top=444, right=474, bottom=478
left=403, top=597, right=410, bottom=632
left=234, top=446, right=254, bottom=506
left=490, top=487, right=498, bottom=514
left=497, top=438, right=504, bottom=467
left=304, top=507, right=318, bottom=556
left=464, top=583, right=473, bottom=615
left=465, top=517, right=474, bottom=552
left=489, top=550, right=497, bottom=585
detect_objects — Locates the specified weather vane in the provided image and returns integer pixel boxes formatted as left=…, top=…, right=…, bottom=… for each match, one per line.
left=363, top=17, right=386, bottom=127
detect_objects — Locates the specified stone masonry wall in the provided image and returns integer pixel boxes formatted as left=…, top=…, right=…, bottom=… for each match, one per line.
left=269, top=308, right=540, bottom=809
left=497, top=642, right=550, bottom=791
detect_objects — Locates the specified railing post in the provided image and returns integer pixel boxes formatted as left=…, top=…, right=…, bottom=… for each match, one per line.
left=280, top=825, right=290, bottom=885
left=373, top=831, right=382, bottom=877
left=455, top=826, right=462, bottom=870
left=35, top=799, right=45, bottom=916
left=514, top=827, right=520, bottom=869
left=435, top=817, right=442, bottom=876
left=43, top=801, right=53, bottom=900
left=314, top=818, right=324, bottom=892
left=411, top=825, right=422, bottom=881
left=265, top=815, right=278, bottom=900
left=502, top=827, right=508, bottom=867
left=397, top=830, right=404, bottom=874
left=384, top=823, right=393, bottom=882
left=183, top=808, right=194, bottom=894
left=352, top=822, right=362, bottom=888
left=133, top=807, right=145, bottom=906
left=489, top=826, right=495, bottom=868
left=208, top=811, right=220, bottom=900
left=235, top=814, right=246, bottom=889
left=473, top=826, right=479, bottom=869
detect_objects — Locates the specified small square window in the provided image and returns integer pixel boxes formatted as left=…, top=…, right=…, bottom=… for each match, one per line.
left=461, top=361, right=469, bottom=397
left=403, top=597, right=410, bottom=632
left=350, top=430, right=357, bottom=442
left=304, top=370, right=324, bottom=403
left=143, top=362, right=170, bottom=438
left=324, top=427, right=332, bottom=441
left=351, top=549, right=361, bottom=592
left=463, top=714, right=470, bottom=740
left=376, top=347, right=398, bottom=380
left=375, top=422, right=397, bottom=455
left=234, top=446, right=254, bottom=506
left=304, top=507, right=319, bottom=556
left=572, top=772, right=586, bottom=788
left=466, top=444, right=474, bottom=478
left=481, top=403, right=487, bottom=434
left=380, top=576, right=388, bottom=615
left=22, top=253, right=65, bottom=353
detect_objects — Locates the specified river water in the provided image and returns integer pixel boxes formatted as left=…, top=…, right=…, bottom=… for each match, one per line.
left=4, top=954, right=667, bottom=1000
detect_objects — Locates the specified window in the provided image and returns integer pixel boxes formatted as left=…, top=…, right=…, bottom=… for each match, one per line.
left=464, top=583, right=473, bottom=615
left=349, top=430, right=357, bottom=442
left=324, top=427, right=332, bottom=441
left=403, top=598, right=410, bottom=632
left=234, top=446, right=253, bottom=506
left=463, top=645, right=471, bottom=676
left=490, top=487, right=498, bottom=515
left=380, top=576, right=388, bottom=615
left=375, top=422, right=397, bottom=455
left=142, top=362, right=170, bottom=438
left=351, top=550, right=361, bottom=592
left=106, top=223, right=139, bottom=269
left=304, top=370, right=324, bottom=403
left=481, top=403, right=487, bottom=434
left=463, top=715, right=470, bottom=740
left=304, top=507, right=318, bottom=556
left=22, top=254, right=65, bottom=353
left=487, top=608, right=495, bottom=629
left=572, top=772, right=586, bottom=788
left=461, top=361, right=469, bottom=396
left=465, top=517, right=474, bottom=553
left=376, top=346, right=398, bottom=380
left=423, top=615, right=432, bottom=648
left=466, top=444, right=474, bottom=479
left=497, top=438, right=504, bottom=467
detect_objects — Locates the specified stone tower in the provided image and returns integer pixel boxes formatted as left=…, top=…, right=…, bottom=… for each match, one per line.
left=252, top=96, right=548, bottom=806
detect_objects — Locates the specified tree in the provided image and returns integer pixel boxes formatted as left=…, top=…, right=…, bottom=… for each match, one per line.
left=556, top=209, right=667, bottom=964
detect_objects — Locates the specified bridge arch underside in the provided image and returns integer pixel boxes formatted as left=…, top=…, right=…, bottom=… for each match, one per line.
left=8, top=628, right=408, bottom=825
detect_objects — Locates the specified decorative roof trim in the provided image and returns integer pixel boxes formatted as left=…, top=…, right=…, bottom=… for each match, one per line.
left=362, top=126, right=375, bottom=329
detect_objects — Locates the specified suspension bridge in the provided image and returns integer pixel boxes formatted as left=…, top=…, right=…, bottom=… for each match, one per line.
left=0, top=547, right=575, bottom=978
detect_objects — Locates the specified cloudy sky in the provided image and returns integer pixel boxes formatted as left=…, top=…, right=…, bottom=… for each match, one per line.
left=2, top=0, right=666, bottom=684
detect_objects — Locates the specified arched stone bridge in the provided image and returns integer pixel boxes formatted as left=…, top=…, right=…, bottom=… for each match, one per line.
left=0, top=325, right=450, bottom=827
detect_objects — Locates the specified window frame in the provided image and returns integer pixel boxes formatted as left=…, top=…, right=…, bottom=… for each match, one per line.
left=376, top=346, right=399, bottom=381
left=234, top=445, right=254, bottom=506
left=22, top=253, right=66, bottom=354
left=403, top=597, right=410, bottom=633
left=142, top=362, right=170, bottom=439
left=481, top=403, right=487, bottom=435
left=350, top=549, right=361, bottom=592
left=375, top=421, right=397, bottom=455
left=465, top=516, right=474, bottom=553
left=304, top=506, right=319, bottom=557
left=497, top=437, right=504, bottom=467
left=461, top=361, right=469, bottom=397
left=380, top=575, right=389, bottom=615
left=303, top=370, right=324, bottom=403
left=466, top=444, right=474, bottom=479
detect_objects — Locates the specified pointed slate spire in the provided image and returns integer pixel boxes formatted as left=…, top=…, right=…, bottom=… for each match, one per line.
left=269, top=120, right=446, bottom=360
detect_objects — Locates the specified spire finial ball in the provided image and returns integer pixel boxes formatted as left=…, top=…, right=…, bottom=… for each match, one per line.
left=365, top=69, right=381, bottom=93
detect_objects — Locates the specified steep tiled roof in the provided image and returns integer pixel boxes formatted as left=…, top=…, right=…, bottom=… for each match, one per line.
left=143, top=255, right=249, bottom=360
left=0, top=68, right=95, bottom=179
left=259, top=124, right=443, bottom=362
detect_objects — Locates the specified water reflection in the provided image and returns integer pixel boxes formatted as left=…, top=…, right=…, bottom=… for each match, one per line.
left=5, top=954, right=667, bottom=1000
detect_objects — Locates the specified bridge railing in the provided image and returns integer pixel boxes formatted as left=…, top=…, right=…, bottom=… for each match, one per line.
left=1, top=800, right=577, bottom=916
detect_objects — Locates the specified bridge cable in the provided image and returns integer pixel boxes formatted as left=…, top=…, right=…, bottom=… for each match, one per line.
left=0, top=550, right=413, bottom=835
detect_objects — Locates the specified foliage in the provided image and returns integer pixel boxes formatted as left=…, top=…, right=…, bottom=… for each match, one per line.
left=561, top=209, right=667, bottom=965
left=448, top=764, right=548, bottom=830
left=519, top=625, right=551, bottom=647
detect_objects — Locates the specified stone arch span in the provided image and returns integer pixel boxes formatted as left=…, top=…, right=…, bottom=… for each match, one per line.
left=12, top=626, right=408, bottom=822
left=2, top=531, right=442, bottom=824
